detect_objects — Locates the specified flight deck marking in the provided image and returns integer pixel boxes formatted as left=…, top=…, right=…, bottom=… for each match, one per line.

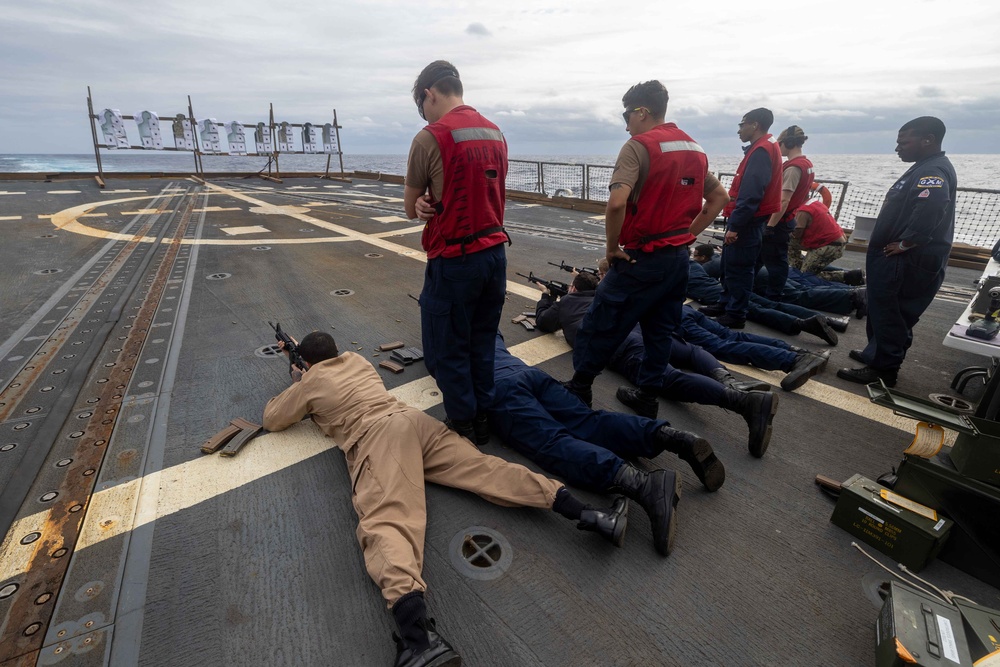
left=47, top=190, right=81, bottom=194
left=193, top=206, right=241, bottom=212
left=0, top=191, right=26, bottom=195
left=0, top=216, right=22, bottom=221
left=373, top=216, right=408, bottom=223
left=44, top=186, right=574, bottom=300
left=220, top=225, right=270, bottom=236
left=0, top=328, right=952, bottom=591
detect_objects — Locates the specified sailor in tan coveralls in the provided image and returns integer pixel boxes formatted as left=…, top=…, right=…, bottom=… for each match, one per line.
left=263, top=332, right=628, bottom=667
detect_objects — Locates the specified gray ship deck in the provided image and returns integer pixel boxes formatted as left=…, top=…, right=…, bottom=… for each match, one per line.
left=0, top=175, right=996, bottom=666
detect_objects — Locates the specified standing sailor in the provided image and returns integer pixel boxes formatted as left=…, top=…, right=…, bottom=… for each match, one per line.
left=703, top=108, right=783, bottom=328
left=838, top=117, right=956, bottom=387
left=562, top=80, right=729, bottom=417
left=404, top=60, right=509, bottom=446
left=763, top=125, right=814, bottom=297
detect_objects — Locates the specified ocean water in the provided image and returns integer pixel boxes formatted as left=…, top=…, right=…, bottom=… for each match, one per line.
left=1, top=152, right=997, bottom=192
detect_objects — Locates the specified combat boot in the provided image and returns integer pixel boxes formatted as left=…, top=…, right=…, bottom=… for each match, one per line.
left=720, top=389, right=779, bottom=458
left=444, top=419, right=475, bottom=443
left=826, top=315, right=850, bottom=333
left=576, top=496, right=629, bottom=547
left=796, top=315, right=838, bottom=346
left=615, top=386, right=658, bottom=419
left=697, top=303, right=725, bottom=316
left=472, top=414, right=490, bottom=447
left=392, top=592, right=461, bottom=667
left=780, top=351, right=829, bottom=391
left=562, top=380, right=593, bottom=409
left=392, top=619, right=461, bottom=667
left=707, top=367, right=771, bottom=393
left=653, top=426, right=725, bottom=492
left=850, top=288, right=868, bottom=319
left=610, top=464, right=680, bottom=556
left=843, top=268, right=865, bottom=286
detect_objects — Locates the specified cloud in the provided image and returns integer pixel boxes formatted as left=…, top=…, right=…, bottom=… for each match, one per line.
left=2, top=0, right=999, bottom=155
left=465, top=22, right=492, bottom=36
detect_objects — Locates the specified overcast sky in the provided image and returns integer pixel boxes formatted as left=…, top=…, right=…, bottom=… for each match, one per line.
left=2, top=0, right=998, bottom=156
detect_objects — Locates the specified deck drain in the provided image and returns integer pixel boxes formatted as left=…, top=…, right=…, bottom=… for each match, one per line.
left=33, top=268, right=63, bottom=275
left=252, top=246, right=271, bottom=251
left=256, top=344, right=283, bottom=358
left=928, top=393, right=973, bottom=413
left=206, top=273, right=231, bottom=280
left=365, top=253, right=383, bottom=258
left=449, top=526, right=512, bottom=581
left=330, top=289, right=355, bottom=297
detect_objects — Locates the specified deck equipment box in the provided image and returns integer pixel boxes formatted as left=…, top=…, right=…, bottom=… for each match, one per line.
left=831, top=474, right=952, bottom=571
left=893, top=453, right=1000, bottom=590
left=868, top=383, right=1000, bottom=488
left=876, top=581, right=973, bottom=667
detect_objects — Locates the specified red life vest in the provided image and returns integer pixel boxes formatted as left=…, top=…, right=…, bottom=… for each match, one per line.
left=796, top=200, right=846, bottom=249
left=618, top=123, right=707, bottom=251
left=422, top=106, right=509, bottom=259
left=723, top=134, right=783, bottom=217
left=781, top=155, right=814, bottom=222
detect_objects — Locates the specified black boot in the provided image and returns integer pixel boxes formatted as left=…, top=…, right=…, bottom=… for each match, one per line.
left=850, top=288, right=868, bottom=319
left=698, top=303, right=725, bottom=316
left=472, top=414, right=490, bottom=447
left=444, top=418, right=475, bottom=443
left=610, top=464, right=680, bottom=556
left=615, top=386, right=658, bottom=419
left=392, top=593, right=461, bottom=667
left=576, top=496, right=629, bottom=547
left=796, top=315, right=838, bottom=346
left=708, top=367, right=771, bottom=393
left=653, top=426, right=725, bottom=492
left=721, top=389, right=779, bottom=458
left=562, top=380, right=593, bottom=409
left=780, top=351, right=829, bottom=391
left=826, top=316, right=850, bottom=333
left=843, top=268, right=865, bottom=286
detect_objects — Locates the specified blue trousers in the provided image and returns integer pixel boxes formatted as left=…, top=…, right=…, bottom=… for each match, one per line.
left=489, top=367, right=668, bottom=491
left=609, top=332, right=726, bottom=405
left=720, top=221, right=764, bottom=318
left=420, top=244, right=506, bottom=421
left=747, top=294, right=817, bottom=334
left=860, top=251, right=945, bottom=371
left=759, top=219, right=795, bottom=299
left=574, top=245, right=689, bottom=389
left=681, top=308, right=796, bottom=371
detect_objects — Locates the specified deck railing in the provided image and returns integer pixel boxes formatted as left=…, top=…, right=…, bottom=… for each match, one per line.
left=506, top=159, right=1000, bottom=249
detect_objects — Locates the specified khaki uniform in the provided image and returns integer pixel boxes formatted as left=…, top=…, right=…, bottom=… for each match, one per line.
left=263, top=352, right=561, bottom=606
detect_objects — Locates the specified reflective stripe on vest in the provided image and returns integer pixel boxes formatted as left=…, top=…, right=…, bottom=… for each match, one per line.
left=659, top=140, right=706, bottom=154
left=451, top=127, right=505, bottom=143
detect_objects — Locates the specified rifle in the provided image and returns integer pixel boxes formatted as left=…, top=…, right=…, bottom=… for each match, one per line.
left=515, top=272, right=569, bottom=298
left=268, top=321, right=306, bottom=372
left=548, top=260, right=599, bottom=276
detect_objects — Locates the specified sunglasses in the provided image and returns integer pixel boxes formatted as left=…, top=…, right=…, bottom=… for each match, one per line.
left=622, top=107, right=644, bottom=123
left=416, top=70, right=459, bottom=120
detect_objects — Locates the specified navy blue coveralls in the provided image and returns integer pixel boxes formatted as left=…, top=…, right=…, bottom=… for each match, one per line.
left=680, top=306, right=798, bottom=372
left=859, top=152, right=956, bottom=372
left=688, top=260, right=832, bottom=335
left=488, top=336, right=669, bottom=491
left=719, top=148, right=773, bottom=319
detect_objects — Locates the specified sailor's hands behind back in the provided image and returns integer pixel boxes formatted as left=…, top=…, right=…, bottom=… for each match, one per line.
left=415, top=195, right=436, bottom=221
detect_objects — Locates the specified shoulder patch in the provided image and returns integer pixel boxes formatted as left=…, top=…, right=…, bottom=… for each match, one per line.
left=917, top=189, right=931, bottom=198
left=917, top=176, right=944, bottom=188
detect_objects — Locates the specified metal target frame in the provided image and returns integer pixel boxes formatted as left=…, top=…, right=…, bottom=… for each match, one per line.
left=86, top=86, right=346, bottom=188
